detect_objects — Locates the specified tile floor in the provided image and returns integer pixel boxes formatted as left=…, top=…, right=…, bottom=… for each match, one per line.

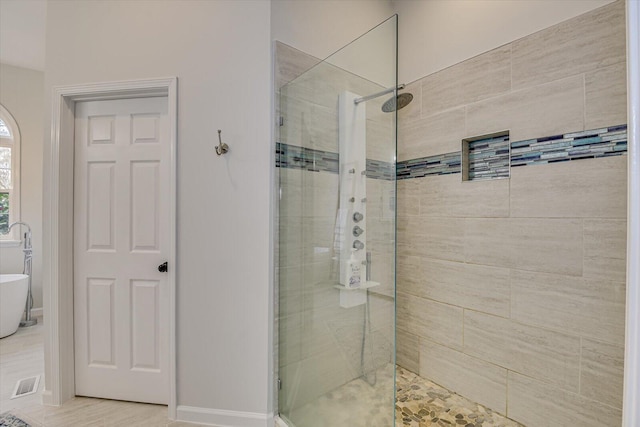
left=0, top=317, right=44, bottom=416
left=2, top=319, right=522, bottom=427
left=395, top=367, right=522, bottom=427
left=281, top=365, right=523, bottom=427
left=0, top=317, right=203, bottom=427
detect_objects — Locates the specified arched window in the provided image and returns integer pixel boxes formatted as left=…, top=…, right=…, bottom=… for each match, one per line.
left=0, top=104, right=21, bottom=240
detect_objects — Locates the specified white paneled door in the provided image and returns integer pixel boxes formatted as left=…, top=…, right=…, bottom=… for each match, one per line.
left=74, top=97, right=170, bottom=404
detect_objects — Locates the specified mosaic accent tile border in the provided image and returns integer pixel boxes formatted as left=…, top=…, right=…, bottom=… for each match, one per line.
left=396, top=124, right=627, bottom=180
left=276, top=142, right=396, bottom=180
left=464, top=133, right=510, bottom=180
left=396, top=152, right=461, bottom=181
left=366, top=159, right=396, bottom=180
left=510, top=124, right=627, bottom=167
left=277, top=124, right=627, bottom=181
left=276, top=142, right=339, bottom=174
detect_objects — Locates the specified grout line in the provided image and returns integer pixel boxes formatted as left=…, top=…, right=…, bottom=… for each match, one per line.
left=578, top=336, right=583, bottom=395
left=509, top=43, right=514, bottom=93
left=581, top=218, right=586, bottom=277
left=505, top=369, right=510, bottom=417
left=418, top=80, right=423, bottom=120
left=419, top=335, right=510, bottom=377
left=508, top=268, right=513, bottom=320
left=462, top=307, right=465, bottom=349
left=464, top=104, right=468, bottom=140
left=583, top=73, right=587, bottom=130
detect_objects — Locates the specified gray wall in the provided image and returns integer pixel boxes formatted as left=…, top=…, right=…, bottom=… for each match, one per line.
left=396, top=1, right=627, bottom=425
left=43, top=0, right=273, bottom=418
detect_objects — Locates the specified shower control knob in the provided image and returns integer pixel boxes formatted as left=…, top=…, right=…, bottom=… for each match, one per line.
left=158, top=262, right=168, bottom=273
left=353, top=212, right=364, bottom=222
left=353, top=226, right=364, bottom=237
left=353, top=240, right=365, bottom=250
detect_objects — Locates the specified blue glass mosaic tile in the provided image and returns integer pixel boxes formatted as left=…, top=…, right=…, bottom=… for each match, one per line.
left=510, top=125, right=627, bottom=167
left=276, top=124, right=628, bottom=181
left=276, top=142, right=396, bottom=180
left=276, top=142, right=339, bottom=173
left=396, top=152, right=461, bottom=180
left=366, top=159, right=395, bottom=180
left=466, top=133, right=510, bottom=180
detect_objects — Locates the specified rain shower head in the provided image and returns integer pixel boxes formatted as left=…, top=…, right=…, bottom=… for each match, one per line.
left=381, top=92, right=414, bottom=113
left=353, top=84, right=414, bottom=112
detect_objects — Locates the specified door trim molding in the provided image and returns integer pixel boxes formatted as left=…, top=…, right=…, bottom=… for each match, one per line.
left=624, top=1, right=640, bottom=425
left=44, top=78, right=178, bottom=418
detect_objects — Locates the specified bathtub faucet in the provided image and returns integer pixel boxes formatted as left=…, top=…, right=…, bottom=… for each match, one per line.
left=8, top=222, right=31, bottom=250
left=7, top=222, right=36, bottom=327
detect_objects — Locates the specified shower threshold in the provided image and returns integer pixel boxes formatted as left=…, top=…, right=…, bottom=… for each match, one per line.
left=278, top=365, right=522, bottom=427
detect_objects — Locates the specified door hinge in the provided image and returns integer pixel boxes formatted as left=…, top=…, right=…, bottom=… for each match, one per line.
left=279, top=116, right=284, bottom=127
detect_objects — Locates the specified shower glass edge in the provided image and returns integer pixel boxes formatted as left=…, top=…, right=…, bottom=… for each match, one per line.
left=276, top=15, right=398, bottom=427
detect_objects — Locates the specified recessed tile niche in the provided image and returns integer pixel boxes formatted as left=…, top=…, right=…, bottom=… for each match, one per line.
left=462, top=132, right=510, bottom=181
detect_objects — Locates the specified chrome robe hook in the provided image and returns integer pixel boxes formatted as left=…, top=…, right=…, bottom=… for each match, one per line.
left=215, top=129, right=229, bottom=155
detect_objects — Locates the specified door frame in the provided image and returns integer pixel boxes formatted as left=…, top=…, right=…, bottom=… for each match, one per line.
left=43, top=78, right=178, bottom=418
left=624, top=1, right=640, bottom=426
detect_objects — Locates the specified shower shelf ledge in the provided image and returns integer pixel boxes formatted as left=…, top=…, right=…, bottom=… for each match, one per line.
left=333, top=281, right=380, bottom=291
left=334, top=281, right=380, bottom=308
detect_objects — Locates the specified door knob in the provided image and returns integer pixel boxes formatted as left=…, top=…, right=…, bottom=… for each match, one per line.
left=158, top=262, right=168, bottom=273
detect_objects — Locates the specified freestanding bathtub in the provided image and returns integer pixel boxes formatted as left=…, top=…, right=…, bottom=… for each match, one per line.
left=0, top=274, right=29, bottom=338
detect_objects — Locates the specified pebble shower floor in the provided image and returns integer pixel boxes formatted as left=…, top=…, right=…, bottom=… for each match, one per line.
left=285, top=365, right=523, bottom=426
left=395, top=367, right=523, bottom=427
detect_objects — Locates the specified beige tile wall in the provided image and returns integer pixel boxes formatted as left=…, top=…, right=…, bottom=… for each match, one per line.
left=421, top=45, right=512, bottom=118
left=400, top=2, right=626, bottom=145
left=585, top=62, right=628, bottom=129
left=466, top=74, right=586, bottom=143
left=420, top=340, right=508, bottom=414
left=507, top=372, right=622, bottom=425
left=396, top=2, right=627, bottom=426
left=510, top=0, right=626, bottom=90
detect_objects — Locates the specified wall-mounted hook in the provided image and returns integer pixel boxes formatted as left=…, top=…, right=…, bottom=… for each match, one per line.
left=215, top=129, right=229, bottom=155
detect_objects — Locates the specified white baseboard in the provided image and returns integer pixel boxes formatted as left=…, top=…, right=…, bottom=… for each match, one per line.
left=176, top=405, right=274, bottom=427
left=274, top=416, right=289, bottom=427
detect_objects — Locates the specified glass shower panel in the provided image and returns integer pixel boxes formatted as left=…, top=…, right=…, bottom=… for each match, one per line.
left=277, top=16, right=397, bottom=427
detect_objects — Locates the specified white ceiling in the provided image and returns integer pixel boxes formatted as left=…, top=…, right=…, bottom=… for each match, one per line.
left=0, top=0, right=47, bottom=71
